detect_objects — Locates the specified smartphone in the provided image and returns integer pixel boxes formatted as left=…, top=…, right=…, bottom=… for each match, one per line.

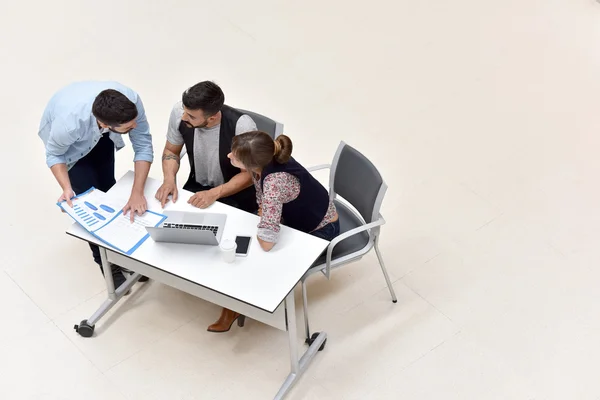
left=235, top=236, right=252, bottom=257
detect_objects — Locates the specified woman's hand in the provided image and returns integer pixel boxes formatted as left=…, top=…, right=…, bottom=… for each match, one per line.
left=257, top=236, right=275, bottom=252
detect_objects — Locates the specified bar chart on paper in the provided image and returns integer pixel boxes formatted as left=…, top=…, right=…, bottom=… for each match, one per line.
left=60, top=188, right=122, bottom=232
left=73, top=203, right=115, bottom=228
left=58, top=187, right=167, bottom=255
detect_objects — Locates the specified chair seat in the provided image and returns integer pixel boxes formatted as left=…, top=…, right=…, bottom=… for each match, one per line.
left=311, top=200, right=371, bottom=268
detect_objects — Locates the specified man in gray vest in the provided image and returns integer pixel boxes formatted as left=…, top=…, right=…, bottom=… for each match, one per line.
left=155, top=81, right=258, bottom=213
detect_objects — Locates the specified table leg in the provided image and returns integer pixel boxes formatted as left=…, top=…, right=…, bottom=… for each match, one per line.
left=274, top=288, right=327, bottom=399
left=73, top=247, right=140, bottom=337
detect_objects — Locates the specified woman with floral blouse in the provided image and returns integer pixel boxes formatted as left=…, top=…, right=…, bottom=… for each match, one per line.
left=206, top=130, right=340, bottom=333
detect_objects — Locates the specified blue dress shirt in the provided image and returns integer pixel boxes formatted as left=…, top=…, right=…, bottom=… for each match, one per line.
left=38, top=81, right=154, bottom=170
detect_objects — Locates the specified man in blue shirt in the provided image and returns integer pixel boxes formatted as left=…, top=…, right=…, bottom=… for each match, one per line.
left=38, top=81, right=154, bottom=289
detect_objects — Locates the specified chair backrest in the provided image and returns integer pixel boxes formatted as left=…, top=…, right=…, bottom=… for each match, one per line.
left=236, top=108, right=284, bottom=139
left=330, top=142, right=387, bottom=224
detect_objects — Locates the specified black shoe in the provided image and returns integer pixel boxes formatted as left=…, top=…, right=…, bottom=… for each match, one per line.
left=97, top=263, right=130, bottom=295
left=120, top=267, right=149, bottom=283
left=112, top=270, right=131, bottom=296
left=113, top=270, right=127, bottom=287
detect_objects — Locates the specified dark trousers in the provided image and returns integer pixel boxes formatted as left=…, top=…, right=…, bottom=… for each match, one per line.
left=68, top=134, right=125, bottom=285
left=183, top=179, right=258, bottom=213
left=310, top=219, right=340, bottom=241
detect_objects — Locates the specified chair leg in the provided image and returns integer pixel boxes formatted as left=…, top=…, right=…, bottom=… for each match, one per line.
left=374, top=237, right=398, bottom=303
left=301, top=278, right=311, bottom=342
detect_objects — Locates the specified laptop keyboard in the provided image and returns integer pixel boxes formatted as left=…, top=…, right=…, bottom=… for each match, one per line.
left=162, top=223, right=219, bottom=236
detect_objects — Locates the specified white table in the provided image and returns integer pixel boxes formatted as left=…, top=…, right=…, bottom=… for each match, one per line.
left=67, top=171, right=330, bottom=399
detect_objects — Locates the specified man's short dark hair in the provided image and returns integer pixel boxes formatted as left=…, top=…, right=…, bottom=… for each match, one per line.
left=182, top=81, right=225, bottom=117
left=92, top=89, right=138, bottom=126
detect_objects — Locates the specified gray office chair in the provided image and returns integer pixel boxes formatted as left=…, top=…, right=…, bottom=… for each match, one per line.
left=179, top=108, right=283, bottom=159
left=302, top=142, right=397, bottom=347
left=236, top=108, right=284, bottom=139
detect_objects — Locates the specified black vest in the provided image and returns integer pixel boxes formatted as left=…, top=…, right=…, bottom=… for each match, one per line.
left=261, top=157, right=330, bottom=233
left=179, top=105, right=256, bottom=212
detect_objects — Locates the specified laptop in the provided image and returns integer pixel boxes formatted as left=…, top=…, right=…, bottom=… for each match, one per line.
left=146, top=211, right=227, bottom=245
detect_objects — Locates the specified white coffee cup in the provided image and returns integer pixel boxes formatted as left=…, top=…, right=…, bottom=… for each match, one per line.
left=220, top=239, right=237, bottom=263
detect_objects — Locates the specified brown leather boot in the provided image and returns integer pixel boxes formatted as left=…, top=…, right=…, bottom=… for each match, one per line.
left=207, top=308, right=246, bottom=333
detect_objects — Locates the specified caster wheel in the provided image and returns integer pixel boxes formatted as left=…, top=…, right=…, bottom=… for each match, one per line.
left=305, top=332, right=326, bottom=351
left=74, top=320, right=95, bottom=338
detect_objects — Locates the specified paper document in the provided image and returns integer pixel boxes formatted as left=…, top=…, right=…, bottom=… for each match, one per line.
left=94, top=211, right=165, bottom=254
left=59, top=188, right=123, bottom=231
left=58, top=187, right=167, bottom=255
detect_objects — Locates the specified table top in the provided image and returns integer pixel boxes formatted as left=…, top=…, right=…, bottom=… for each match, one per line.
left=66, top=171, right=329, bottom=313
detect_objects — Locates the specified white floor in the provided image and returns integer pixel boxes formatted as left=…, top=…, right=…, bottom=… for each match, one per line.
left=1, top=0, right=600, bottom=398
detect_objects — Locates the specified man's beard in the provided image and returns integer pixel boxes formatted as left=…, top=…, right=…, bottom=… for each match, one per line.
left=184, top=120, right=208, bottom=129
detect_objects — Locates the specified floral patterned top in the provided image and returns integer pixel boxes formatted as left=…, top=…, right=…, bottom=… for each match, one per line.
left=253, top=172, right=338, bottom=243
